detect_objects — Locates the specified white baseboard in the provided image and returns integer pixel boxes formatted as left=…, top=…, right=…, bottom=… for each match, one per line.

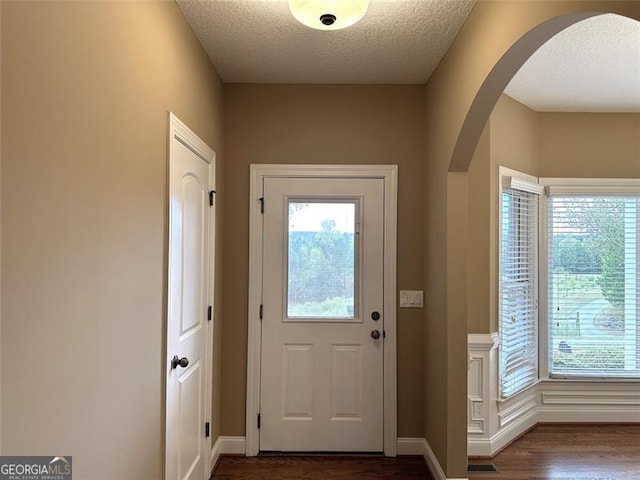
left=422, top=438, right=468, bottom=480
left=422, top=439, right=446, bottom=480
left=218, top=435, right=247, bottom=455
left=398, top=437, right=460, bottom=480
left=210, top=436, right=246, bottom=472
left=396, top=437, right=426, bottom=455
left=491, top=407, right=537, bottom=455
left=468, top=390, right=538, bottom=457
left=210, top=436, right=223, bottom=472
left=467, top=438, right=492, bottom=457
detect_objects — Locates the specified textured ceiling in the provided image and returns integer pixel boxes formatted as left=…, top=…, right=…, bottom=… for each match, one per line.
left=505, top=14, right=640, bottom=112
left=177, top=3, right=639, bottom=111
left=176, top=0, right=476, bottom=84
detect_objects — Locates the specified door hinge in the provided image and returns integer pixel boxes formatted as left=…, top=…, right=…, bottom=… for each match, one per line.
left=257, top=413, right=261, bottom=429
left=259, top=304, right=263, bottom=320
left=258, top=197, right=264, bottom=214
left=209, top=190, right=216, bottom=206
left=205, top=422, right=210, bottom=438
left=207, top=305, right=212, bottom=321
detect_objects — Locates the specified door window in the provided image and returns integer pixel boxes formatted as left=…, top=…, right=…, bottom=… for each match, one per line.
left=286, top=200, right=359, bottom=320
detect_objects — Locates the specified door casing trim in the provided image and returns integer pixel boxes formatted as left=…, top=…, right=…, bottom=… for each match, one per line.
left=246, top=164, right=398, bottom=456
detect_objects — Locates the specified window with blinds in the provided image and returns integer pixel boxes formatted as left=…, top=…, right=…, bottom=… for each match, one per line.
left=499, top=187, right=540, bottom=398
left=547, top=195, right=640, bottom=378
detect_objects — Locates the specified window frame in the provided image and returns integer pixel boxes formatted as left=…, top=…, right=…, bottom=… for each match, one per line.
left=498, top=169, right=640, bottom=388
left=497, top=167, right=545, bottom=398
left=539, top=177, right=640, bottom=381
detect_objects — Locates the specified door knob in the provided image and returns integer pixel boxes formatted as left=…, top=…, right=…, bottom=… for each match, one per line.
left=171, top=355, right=189, bottom=369
left=371, top=329, right=381, bottom=340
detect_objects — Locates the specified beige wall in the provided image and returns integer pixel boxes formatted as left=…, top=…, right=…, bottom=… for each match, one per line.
left=1, top=2, right=223, bottom=478
left=467, top=124, right=491, bottom=335
left=467, top=95, right=540, bottom=334
left=538, top=112, right=640, bottom=178
left=423, top=2, right=640, bottom=477
left=221, top=84, right=426, bottom=438
left=491, top=94, right=540, bottom=177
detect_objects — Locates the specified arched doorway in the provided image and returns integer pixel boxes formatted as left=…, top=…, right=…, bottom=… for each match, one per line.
left=466, top=8, right=640, bottom=457
left=421, top=3, right=640, bottom=478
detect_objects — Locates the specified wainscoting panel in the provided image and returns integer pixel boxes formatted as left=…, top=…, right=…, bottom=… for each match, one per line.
left=467, top=333, right=500, bottom=456
left=468, top=333, right=640, bottom=457
left=538, top=382, right=640, bottom=423
left=467, top=355, right=485, bottom=435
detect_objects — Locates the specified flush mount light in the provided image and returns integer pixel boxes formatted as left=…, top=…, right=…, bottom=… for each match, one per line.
left=288, top=0, right=369, bottom=30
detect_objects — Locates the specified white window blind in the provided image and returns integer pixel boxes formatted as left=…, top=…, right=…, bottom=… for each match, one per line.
left=500, top=187, right=539, bottom=398
left=547, top=195, right=640, bottom=378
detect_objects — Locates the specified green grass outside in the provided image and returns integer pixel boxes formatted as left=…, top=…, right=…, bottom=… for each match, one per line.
left=549, top=272, right=626, bottom=371
left=553, top=347, right=624, bottom=370
left=550, top=272, right=601, bottom=338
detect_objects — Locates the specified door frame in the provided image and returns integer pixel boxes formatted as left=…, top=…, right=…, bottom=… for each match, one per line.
left=165, top=112, right=216, bottom=479
left=246, top=164, right=398, bottom=456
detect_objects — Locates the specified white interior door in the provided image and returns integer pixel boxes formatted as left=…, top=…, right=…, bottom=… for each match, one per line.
left=260, top=177, right=384, bottom=452
left=166, top=115, right=214, bottom=480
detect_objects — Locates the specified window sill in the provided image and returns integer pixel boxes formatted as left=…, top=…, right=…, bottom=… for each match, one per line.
left=542, top=376, right=640, bottom=383
left=496, top=380, right=540, bottom=404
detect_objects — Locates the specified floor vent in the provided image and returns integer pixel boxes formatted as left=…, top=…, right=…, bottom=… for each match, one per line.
left=468, top=463, right=497, bottom=472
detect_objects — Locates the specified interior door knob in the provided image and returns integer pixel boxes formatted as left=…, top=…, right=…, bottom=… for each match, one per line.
left=371, top=329, right=381, bottom=340
left=171, top=355, right=189, bottom=369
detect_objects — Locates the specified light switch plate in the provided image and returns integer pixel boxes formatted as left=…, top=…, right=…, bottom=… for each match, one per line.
left=399, top=290, right=424, bottom=308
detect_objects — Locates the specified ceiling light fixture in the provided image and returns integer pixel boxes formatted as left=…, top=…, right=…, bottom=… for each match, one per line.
left=288, top=0, right=369, bottom=31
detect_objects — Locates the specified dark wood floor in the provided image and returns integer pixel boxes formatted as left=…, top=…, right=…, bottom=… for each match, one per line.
left=212, top=424, right=640, bottom=480
left=468, top=424, right=640, bottom=480
left=212, top=455, right=432, bottom=479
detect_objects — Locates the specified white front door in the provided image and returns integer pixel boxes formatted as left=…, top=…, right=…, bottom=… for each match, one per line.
left=166, top=114, right=215, bottom=480
left=259, top=177, right=384, bottom=452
